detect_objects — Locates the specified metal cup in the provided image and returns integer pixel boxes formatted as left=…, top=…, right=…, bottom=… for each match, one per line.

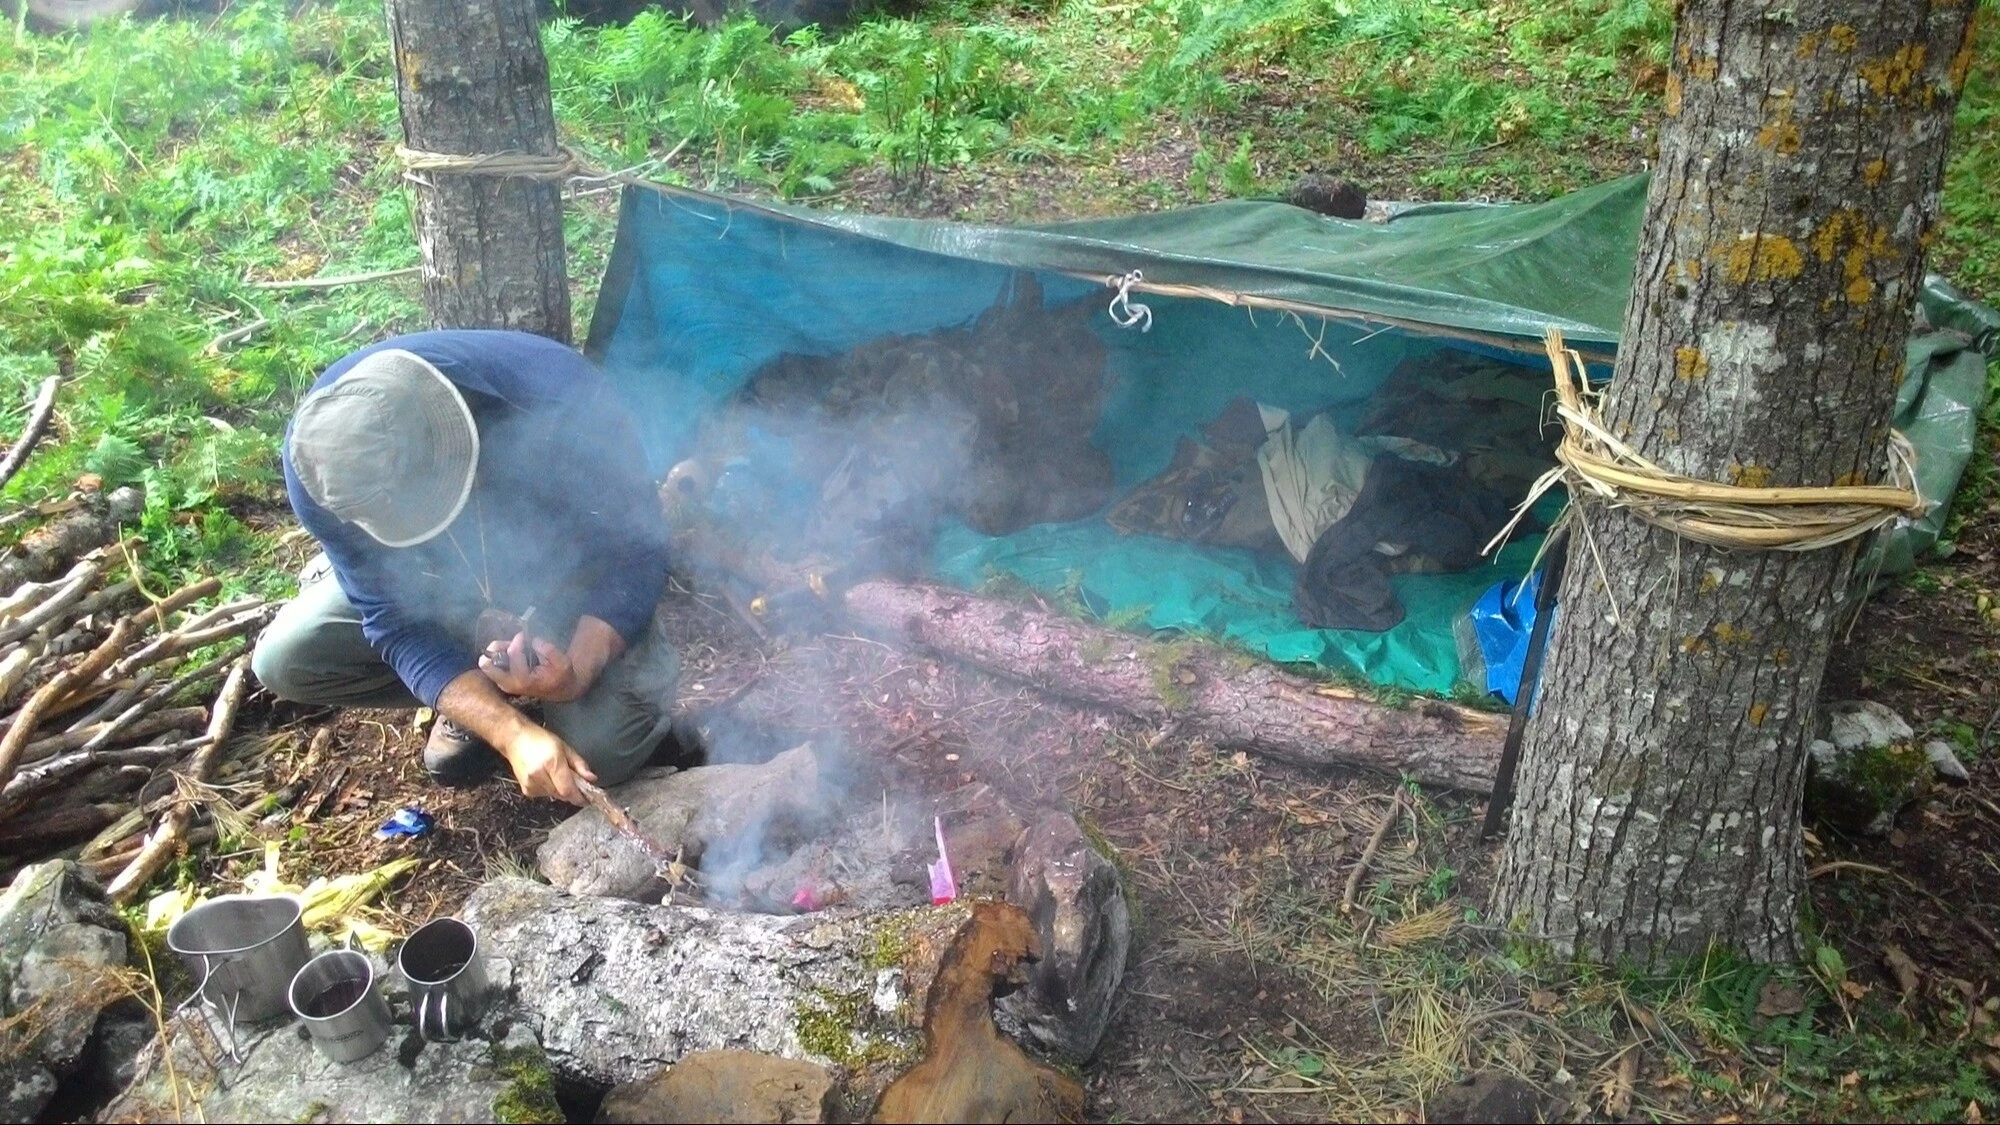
left=288, top=950, right=392, bottom=1064
left=398, top=918, right=488, bottom=1042
left=167, top=894, right=310, bottom=1028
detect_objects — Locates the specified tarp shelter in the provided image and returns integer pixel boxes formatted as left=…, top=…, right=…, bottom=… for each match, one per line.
left=584, top=174, right=1999, bottom=697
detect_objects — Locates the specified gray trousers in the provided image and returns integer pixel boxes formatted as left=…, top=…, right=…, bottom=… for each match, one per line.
left=250, top=560, right=679, bottom=786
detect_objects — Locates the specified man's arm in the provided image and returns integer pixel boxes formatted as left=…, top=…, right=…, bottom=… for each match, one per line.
left=436, top=670, right=595, bottom=805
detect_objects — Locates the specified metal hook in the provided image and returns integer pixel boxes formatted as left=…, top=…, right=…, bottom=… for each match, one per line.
left=1106, top=270, right=1153, bottom=333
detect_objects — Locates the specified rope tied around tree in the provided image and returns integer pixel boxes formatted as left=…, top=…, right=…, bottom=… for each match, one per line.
left=395, top=144, right=587, bottom=183
left=1488, top=328, right=1930, bottom=556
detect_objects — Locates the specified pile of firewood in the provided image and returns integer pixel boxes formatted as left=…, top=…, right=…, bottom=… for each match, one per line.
left=0, top=540, right=273, bottom=902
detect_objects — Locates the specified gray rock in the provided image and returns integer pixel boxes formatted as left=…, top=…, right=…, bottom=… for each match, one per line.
left=462, top=876, right=965, bottom=1089
left=538, top=744, right=827, bottom=901
left=1807, top=735, right=1928, bottom=836
left=1826, top=699, right=1915, bottom=752
left=996, top=813, right=1131, bottom=1062
left=1926, top=739, right=1972, bottom=782
left=595, top=1050, right=839, bottom=1124
left=105, top=1007, right=556, bottom=1124
left=0, top=860, right=129, bottom=1122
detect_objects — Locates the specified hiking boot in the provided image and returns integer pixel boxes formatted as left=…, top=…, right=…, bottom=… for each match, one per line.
left=422, top=718, right=503, bottom=788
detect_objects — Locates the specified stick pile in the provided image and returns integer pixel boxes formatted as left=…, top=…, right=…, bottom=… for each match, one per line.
left=0, top=542, right=275, bottom=902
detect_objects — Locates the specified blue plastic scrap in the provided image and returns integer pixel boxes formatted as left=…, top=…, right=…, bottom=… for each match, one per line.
left=1471, top=570, right=1545, bottom=705
left=375, top=807, right=434, bottom=840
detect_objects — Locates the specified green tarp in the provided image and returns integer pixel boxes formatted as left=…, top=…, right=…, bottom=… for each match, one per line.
left=587, top=174, right=1998, bottom=696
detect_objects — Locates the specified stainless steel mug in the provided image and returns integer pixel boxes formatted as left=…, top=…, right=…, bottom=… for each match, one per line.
left=167, top=894, right=310, bottom=1027
left=398, top=917, right=488, bottom=1042
left=288, top=949, right=392, bottom=1064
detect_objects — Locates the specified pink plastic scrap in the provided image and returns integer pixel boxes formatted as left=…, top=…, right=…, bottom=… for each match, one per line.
left=791, top=879, right=828, bottom=911
left=928, top=815, right=958, bottom=905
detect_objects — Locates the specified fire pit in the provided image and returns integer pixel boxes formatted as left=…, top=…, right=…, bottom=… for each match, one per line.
left=485, top=736, right=1130, bottom=1103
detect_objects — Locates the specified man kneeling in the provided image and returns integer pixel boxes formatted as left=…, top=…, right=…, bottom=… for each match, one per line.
left=253, top=330, right=677, bottom=806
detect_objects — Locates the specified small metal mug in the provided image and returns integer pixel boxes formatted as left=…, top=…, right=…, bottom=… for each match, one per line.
left=288, top=950, right=392, bottom=1064
left=398, top=917, right=488, bottom=1042
left=167, top=894, right=310, bottom=1029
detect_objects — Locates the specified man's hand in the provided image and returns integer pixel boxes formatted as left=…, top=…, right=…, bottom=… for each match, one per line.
left=477, top=615, right=626, bottom=704
left=435, top=669, right=595, bottom=806
left=500, top=724, right=596, bottom=806
left=479, top=633, right=582, bottom=701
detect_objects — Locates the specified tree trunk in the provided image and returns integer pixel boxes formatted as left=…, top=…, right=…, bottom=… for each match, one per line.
left=1492, top=0, right=1980, bottom=964
left=841, top=580, right=1508, bottom=793
left=385, top=0, right=571, bottom=340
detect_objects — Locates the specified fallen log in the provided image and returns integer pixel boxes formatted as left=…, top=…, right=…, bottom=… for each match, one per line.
left=839, top=580, right=1506, bottom=793
left=0, top=486, right=143, bottom=590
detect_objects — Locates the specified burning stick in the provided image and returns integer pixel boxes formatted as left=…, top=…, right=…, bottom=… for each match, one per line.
left=575, top=778, right=686, bottom=887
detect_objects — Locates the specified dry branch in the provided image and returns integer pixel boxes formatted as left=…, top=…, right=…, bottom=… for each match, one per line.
left=0, top=616, right=141, bottom=793
left=840, top=581, right=1507, bottom=792
left=89, top=826, right=216, bottom=881
left=19, top=708, right=210, bottom=767
left=1342, top=792, right=1406, bottom=913
left=0, top=635, right=44, bottom=705
left=0, top=559, right=103, bottom=647
left=106, top=658, right=252, bottom=905
left=0, top=377, right=60, bottom=494
left=81, top=646, right=241, bottom=753
left=106, top=605, right=266, bottom=680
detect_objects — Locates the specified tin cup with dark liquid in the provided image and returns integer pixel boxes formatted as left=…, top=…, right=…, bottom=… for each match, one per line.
left=289, top=949, right=392, bottom=1064
left=399, top=917, right=489, bottom=1042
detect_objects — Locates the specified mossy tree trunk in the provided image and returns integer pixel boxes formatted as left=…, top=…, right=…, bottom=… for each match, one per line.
left=385, top=0, right=571, bottom=340
left=1491, top=0, right=1980, bottom=964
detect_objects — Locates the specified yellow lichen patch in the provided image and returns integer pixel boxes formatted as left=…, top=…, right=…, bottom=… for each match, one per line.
left=1833, top=470, right=1869, bottom=487
left=1845, top=249, right=1875, bottom=304
left=1862, top=158, right=1889, bottom=187
left=1757, top=116, right=1802, bottom=155
left=1698, top=571, right=1722, bottom=594
left=1713, top=622, right=1754, bottom=646
left=1809, top=209, right=1899, bottom=305
left=1796, top=30, right=1821, bottom=59
left=1828, top=24, right=1858, bottom=53
left=1757, top=94, right=1802, bottom=155
left=1665, top=71, right=1683, bottom=116
left=1681, top=635, right=1711, bottom=655
left=1719, top=232, right=1805, bottom=284
left=1749, top=702, right=1769, bottom=727
left=1774, top=647, right=1792, bottom=666
left=1688, top=55, right=1718, bottom=80
left=1731, top=464, right=1773, bottom=488
left=1675, top=346, right=1709, bottom=381
left=1859, top=44, right=1928, bottom=101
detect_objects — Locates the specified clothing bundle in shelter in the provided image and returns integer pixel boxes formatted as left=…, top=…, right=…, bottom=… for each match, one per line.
left=1108, top=348, right=1555, bottom=631
left=673, top=275, right=1114, bottom=572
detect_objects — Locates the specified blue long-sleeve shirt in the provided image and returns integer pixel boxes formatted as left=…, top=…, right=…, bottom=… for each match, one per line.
left=283, top=330, right=670, bottom=708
